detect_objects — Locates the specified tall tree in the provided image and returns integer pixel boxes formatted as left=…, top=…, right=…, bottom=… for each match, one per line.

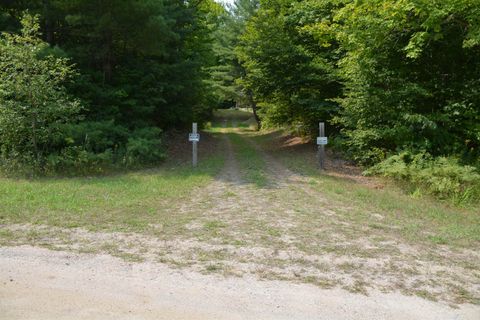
left=237, top=0, right=341, bottom=132
left=209, top=0, right=261, bottom=127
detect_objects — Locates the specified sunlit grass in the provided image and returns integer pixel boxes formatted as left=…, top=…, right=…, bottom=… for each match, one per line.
left=252, top=129, right=480, bottom=248
left=228, top=132, right=268, bottom=187
left=213, top=109, right=253, bottom=121
left=0, top=154, right=224, bottom=233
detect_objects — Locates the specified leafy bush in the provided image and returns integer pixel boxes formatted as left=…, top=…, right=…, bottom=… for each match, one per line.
left=0, top=14, right=82, bottom=172
left=331, top=0, right=480, bottom=163
left=45, top=147, right=114, bottom=176
left=44, top=126, right=166, bottom=174
left=58, top=121, right=130, bottom=154
left=125, top=127, right=166, bottom=167
left=367, top=152, right=480, bottom=204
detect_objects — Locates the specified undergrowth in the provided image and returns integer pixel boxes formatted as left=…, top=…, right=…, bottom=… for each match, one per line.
left=366, top=151, right=480, bottom=205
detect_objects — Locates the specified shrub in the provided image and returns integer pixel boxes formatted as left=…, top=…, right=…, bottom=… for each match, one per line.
left=58, top=121, right=130, bottom=155
left=0, top=14, right=82, bottom=172
left=367, top=151, right=480, bottom=204
left=45, top=147, right=114, bottom=176
left=124, top=127, right=166, bottom=167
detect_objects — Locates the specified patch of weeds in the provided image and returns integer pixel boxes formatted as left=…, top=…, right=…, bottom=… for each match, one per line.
left=205, top=263, right=223, bottom=272
left=26, top=229, right=42, bottom=242
left=348, top=279, right=369, bottom=295
left=266, top=227, right=281, bottom=237
left=204, top=220, right=227, bottom=231
left=196, top=249, right=229, bottom=262
left=450, top=285, right=480, bottom=305
left=368, top=222, right=388, bottom=230
left=224, top=191, right=237, bottom=198
left=113, top=252, right=145, bottom=263
left=414, top=289, right=438, bottom=302
left=427, top=234, right=448, bottom=245
left=228, top=132, right=268, bottom=187
left=231, top=239, right=247, bottom=246
left=77, top=246, right=97, bottom=254
left=304, top=276, right=337, bottom=289
left=0, top=228, right=16, bottom=244
left=99, top=242, right=118, bottom=252
left=338, top=262, right=357, bottom=273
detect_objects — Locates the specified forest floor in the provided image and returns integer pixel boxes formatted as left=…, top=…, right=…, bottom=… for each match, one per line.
left=1, top=110, right=479, bottom=319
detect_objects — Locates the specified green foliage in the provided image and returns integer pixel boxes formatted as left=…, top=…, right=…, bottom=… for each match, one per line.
left=125, top=127, right=166, bottom=167
left=0, top=1, right=223, bottom=175
left=207, top=0, right=260, bottom=125
left=237, top=0, right=341, bottom=133
left=330, top=0, right=480, bottom=164
left=233, top=0, right=480, bottom=201
left=0, top=14, right=82, bottom=174
left=45, top=123, right=165, bottom=174
left=367, top=152, right=480, bottom=204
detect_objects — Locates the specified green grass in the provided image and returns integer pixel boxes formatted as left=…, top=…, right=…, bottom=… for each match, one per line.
left=251, top=129, right=480, bottom=249
left=228, top=132, right=268, bottom=187
left=213, top=109, right=253, bottom=121
left=0, top=154, right=224, bottom=234
left=207, top=113, right=268, bottom=187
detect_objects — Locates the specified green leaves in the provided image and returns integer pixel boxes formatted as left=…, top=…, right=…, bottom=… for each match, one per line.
left=237, top=0, right=341, bottom=130
left=0, top=13, right=82, bottom=173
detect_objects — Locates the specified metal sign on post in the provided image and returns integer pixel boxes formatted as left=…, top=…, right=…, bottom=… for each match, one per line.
left=190, top=123, right=199, bottom=167
left=317, top=122, right=327, bottom=170
left=317, top=137, right=328, bottom=145
left=189, top=133, right=200, bottom=142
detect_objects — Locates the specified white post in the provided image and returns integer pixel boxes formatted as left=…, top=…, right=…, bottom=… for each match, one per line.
left=192, top=123, right=198, bottom=167
left=318, top=122, right=326, bottom=170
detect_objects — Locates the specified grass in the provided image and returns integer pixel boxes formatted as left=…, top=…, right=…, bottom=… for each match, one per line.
left=251, top=130, right=480, bottom=249
left=213, top=109, right=253, bottom=121
left=228, top=132, right=268, bottom=187
left=0, top=153, right=224, bottom=234
left=0, top=109, right=479, bottom=305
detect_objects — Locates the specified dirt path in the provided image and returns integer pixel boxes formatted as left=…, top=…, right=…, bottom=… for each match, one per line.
left=1, top=246, right=478, bottom=320
left=1, top=113, right=479, bottom=319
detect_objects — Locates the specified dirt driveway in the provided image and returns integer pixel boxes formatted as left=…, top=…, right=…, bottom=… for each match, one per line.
left=1, top=111, right=479, bottom=319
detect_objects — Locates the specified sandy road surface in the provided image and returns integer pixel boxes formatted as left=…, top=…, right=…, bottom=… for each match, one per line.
left=1, top=246, right=478, bottom=320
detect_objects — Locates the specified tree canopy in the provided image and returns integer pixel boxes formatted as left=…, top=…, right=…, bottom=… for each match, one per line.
left=0, top=0, right=479, bottom=192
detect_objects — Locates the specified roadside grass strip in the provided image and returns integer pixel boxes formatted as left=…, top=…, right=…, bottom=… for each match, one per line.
left=0, top=154, right=224, bottom=234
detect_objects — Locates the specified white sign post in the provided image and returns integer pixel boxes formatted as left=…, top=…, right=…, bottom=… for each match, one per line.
left=189, top=123, right=200, bottom=167
left=317, top=122, right=327, bottom=170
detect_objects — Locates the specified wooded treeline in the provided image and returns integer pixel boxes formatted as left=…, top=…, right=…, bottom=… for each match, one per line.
left=0, top=0, right=222, bottom=174
left=220, top=0, right=480, bottom=202
left=1, top=0, right=479, bottom=201
left=235, top=0, right=480, bottom=165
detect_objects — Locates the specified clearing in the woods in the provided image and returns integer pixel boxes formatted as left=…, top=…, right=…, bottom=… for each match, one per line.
left=0, top=110, right=479, bottom=319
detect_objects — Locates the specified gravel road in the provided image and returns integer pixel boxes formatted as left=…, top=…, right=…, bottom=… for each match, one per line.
left=1, top=246, right=478, bottom=320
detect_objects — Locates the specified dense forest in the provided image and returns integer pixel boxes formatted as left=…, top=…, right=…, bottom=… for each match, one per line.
left=0, top=0, right=479, bottom=202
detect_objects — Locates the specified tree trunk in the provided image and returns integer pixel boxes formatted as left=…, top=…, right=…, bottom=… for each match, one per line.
left=247, top=90, right=261, bottom=130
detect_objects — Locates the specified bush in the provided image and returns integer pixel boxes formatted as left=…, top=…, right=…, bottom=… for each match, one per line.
left=45, top=147, right=114, bottom=176
left=124, top=127, right=166, bottom=167
left=0, top=14, right=82, bottom=173
left=45, top=126, right=166, bottom=174
left=367, top=151, right=480, bottom=204
left=58, top=121, right=130, bottom=154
